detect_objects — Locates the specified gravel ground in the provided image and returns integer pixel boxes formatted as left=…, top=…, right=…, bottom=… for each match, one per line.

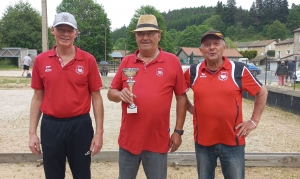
left=0, top=71, right=300, bottom=178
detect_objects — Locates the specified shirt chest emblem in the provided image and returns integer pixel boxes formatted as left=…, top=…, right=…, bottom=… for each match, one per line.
left=156, top=68, right=163, bottom=76
left=45, top=66, right=52, bottom=72
left=218, top=71, right=228, bottom=81
left=76, top=65, right=84, bottom=74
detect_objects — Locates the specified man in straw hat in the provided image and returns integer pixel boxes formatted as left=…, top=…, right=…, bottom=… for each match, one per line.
left=108, top=14, right=188, bottom=178
left=29, top=12, right=104, bottom=179
left=184, top=30, right=268, bottom=178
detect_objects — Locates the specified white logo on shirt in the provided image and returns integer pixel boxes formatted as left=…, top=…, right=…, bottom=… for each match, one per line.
left=156, top=68, right=163, bottom=76
left=45, top=66, right=52, bottom=72
left=200, top=72, right=207, bottom=78
left=218, top=71, right=228, bottom=81
left=76, top=65, right=84, bottom=74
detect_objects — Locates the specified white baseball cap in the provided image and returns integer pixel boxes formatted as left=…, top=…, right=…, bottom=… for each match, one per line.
left=53, top=12, right=77, bottom=29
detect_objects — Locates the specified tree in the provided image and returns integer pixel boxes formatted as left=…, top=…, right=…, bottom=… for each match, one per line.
left=176, top=25, right=201, bottom=47
left=238, top=50, right=257, bottom=60
left=268, top=20, right=288, bottom=40
left=222, top=0, right=237, bottom=26
left=112, top=25, right=127, bottom=43
left=0, top=1, right=42, bottom=52
left=203, top=15, right=225, bottom=32
left=286, top=5, right=300, bottom=32
left=56, top=0, right=112, bottom=62
left=126, top=5, right=175, bottom=54
left=114, top=38, right=126, bottom=50
left=224, top=37, right=237, bottom=49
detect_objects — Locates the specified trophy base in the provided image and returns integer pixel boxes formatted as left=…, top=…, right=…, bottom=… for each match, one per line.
left=127, top=107, right=137, bottom=113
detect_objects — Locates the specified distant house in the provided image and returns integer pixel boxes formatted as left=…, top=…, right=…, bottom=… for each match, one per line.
left=110, top=50, right=132, bottom=63
left=176, top=47, right=243, bottom=64
left=236, top=39, right=277, bottom=56
left=109, top=51, right=123, bottom=63
left=274, top=38, right=294, bottom=59
left=236, top=39, right=277, bottom=66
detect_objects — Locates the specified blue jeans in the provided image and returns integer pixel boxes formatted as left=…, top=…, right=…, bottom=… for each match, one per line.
left=195, top=142, right=245, bottom=179
left=118, top=147, right=167, bottom=179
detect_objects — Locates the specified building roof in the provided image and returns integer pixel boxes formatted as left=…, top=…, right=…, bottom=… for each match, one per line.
left=249, top=39, right=276, bottom=47
left=177, top=47, right=243, bottom=58
left=235, top=39, right=277, bottom=48
left=294, top=28, right=300, bottom=32
left=252, top=55, right=267, bottom=62
left=275, top=38, right=294, bottom=45
left=236, top=41, right=253, bottom=48
left=110, top=51, right=123, bottom=58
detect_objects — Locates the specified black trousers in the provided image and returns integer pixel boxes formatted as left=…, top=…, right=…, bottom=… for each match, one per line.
left=41, top=113, right=94, bottom=179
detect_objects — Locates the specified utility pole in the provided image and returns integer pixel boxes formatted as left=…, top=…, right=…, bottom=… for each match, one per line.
left=41, top=0, right=48, bottom=52
left=101, top=24, right=107, bottom=61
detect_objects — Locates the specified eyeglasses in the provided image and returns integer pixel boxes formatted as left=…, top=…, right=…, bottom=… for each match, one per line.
left=135, top=31, right=157, bottom=38
left=55, top=28, right=75, bottom=34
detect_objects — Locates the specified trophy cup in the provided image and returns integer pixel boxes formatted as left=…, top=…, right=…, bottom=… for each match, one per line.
left=122, top=68, right=139, bottom=113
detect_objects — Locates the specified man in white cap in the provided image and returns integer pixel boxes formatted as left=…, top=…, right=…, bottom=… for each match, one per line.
left=184, top=30, right=268, bottom=179
left=29, top=12, right=104, bottom=179
left=108, top=14, right=188, bottom=179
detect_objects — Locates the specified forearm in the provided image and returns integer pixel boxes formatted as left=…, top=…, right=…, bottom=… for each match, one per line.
left=175, top=94, right=187, bottom=130
left=186, top=94, right=194, bottom=114
left=29, top=91, right=43, bottom=135
left=251, top=86, right=268, bottom=124
left=107, top=88, right=122, bottom=103
left=92, top=91, right=104, bottom=134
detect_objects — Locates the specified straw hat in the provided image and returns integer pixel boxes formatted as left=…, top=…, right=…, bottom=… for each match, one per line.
left=132, top=15, right=161, bottom=32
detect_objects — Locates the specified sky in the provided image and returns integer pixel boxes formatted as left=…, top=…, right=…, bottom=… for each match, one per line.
left=0, top=0, right=299, bottom=30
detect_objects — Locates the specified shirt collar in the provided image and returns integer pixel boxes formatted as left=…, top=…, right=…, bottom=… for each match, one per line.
left=49, top=46, right=84, bottom=61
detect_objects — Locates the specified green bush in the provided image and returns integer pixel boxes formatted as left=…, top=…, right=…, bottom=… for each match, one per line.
left=0, top=58, right=18, bottom=69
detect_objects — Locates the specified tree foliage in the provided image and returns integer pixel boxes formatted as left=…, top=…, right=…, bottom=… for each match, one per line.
left=0, top=1, right=42, bottom=52
left=56, top=0, right=112, bottom=62
left=238, top=50, right=258, bottom=60
left=268, top=20, right=289, bottom=40
left=286, top=5, right=300, bottom=33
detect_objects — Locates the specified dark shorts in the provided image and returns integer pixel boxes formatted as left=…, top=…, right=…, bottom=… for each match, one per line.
left=286, top=71, right=293, bottom=79
left=23, top=65, right=29, bottom=70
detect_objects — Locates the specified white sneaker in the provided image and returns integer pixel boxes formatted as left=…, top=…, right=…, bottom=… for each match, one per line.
left=288, top=84, right=292, bottom=86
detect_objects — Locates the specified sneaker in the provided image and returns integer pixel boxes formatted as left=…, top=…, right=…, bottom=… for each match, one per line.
left=288, top=84, right=292, bottom=87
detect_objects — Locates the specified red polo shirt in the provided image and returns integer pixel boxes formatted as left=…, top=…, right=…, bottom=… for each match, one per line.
left=110, top=47, right=188, bottom=154
left=184, top=57, right=262, bottom=146
left=31, top=46, right=102, bottom=118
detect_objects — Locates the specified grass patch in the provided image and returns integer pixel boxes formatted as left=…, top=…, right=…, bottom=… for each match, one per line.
left=18, top=78, right=31, bottom=84
left=1, top=78, right=17, bottom=84
left=0, top=77, right=31, bottom=88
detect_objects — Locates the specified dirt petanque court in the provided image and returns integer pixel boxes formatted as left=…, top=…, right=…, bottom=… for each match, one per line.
left=0, top=70, right=300, bottom=178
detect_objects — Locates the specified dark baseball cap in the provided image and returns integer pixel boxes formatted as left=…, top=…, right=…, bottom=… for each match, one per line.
left=200, top=30, right=224, bottom=43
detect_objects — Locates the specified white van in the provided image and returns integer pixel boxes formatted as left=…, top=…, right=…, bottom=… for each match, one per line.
left=238, top=58, right=249, bottom=63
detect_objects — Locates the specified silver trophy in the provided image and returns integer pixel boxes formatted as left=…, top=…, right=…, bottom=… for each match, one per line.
left=122, top=68, right=139, bottom=113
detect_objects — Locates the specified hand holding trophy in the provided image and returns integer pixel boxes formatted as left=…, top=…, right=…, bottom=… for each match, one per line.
left=122, top=68, right=139, bottom=113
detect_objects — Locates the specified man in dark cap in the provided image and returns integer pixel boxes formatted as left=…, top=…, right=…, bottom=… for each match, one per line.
left=184, top=30, right=268, bottom=179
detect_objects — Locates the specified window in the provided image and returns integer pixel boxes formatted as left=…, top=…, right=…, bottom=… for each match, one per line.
left=286, top=50, right=290, bottom=55
left=277, top=51, right=281, bottom=58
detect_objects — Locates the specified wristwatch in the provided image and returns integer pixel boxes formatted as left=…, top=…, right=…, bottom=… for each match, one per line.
left=174, top=129, right=184, bottom=135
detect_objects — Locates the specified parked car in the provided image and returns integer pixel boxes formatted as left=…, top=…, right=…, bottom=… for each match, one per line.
left=293, top=70, right=300, bottom=83
left=245, top=63, right=261, bottom=77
